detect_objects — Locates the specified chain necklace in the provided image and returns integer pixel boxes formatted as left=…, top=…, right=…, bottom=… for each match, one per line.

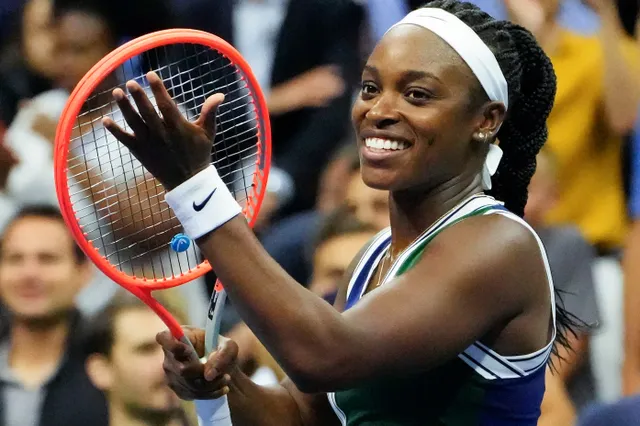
left=373, top=192, right=487, bottom=290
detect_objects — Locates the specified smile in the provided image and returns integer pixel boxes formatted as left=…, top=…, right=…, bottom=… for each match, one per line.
left=364, top=138, right=410, bottom=151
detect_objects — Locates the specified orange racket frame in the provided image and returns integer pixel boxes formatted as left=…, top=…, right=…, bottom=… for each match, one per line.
left=54, top=29, right=271, bottom=340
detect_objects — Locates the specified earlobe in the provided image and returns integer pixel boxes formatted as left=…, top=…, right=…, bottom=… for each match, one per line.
left=473, top=131, right=490, bottom=144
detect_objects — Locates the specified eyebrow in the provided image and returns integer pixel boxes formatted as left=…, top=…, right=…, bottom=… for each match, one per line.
left=363, top=65, right=443, bottom=85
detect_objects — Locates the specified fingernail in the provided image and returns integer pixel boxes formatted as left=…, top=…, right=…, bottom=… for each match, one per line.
left=204, top=368, right=217, bottom=381
left=222, top=386, right=230, bottom=395
left=112, top=89, right=124, bottom=101
left=224, top=374, right=231, bottom=383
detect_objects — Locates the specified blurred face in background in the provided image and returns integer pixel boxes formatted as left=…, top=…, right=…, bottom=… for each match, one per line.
left=309, top=231, right=377, bottom=298
left=345, top=171, right=390, bottom=231
left=22, top=0, right=55, bottom=79
left=0, top=216, right=89, bottom=325
left=53, top=11, right=114, bottom=92
left=90, top=307, right=182, bottom=422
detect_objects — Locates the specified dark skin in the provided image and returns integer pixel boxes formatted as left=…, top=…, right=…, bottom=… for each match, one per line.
left=105, top=26, right=553, bottom=424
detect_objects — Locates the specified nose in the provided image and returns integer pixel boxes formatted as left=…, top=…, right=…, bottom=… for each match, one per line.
left=365, top=93, right=401, bottom=128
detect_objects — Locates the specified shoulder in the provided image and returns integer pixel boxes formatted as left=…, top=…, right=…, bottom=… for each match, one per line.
left=414, top=212, right=546, bottom=305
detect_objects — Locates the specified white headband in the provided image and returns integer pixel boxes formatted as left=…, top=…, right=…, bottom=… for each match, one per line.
left=387, top=8, right=509, bottom=109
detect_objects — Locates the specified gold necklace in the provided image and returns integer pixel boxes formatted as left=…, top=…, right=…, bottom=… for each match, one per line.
left=374, top=193, right=487, bottom=290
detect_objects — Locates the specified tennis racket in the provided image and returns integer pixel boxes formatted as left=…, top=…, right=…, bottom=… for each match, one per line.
left=53, top=29, right=271, bottom=360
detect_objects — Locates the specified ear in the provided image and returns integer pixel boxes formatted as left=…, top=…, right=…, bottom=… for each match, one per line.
left=85, top=353, right=113, bottom=391
left=472, top=101, right=507, bottom=143
left=75, top=261, right=93, bottom=290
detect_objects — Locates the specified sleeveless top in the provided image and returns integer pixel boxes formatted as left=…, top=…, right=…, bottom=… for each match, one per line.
left=327, top=194, right=557, bottom=426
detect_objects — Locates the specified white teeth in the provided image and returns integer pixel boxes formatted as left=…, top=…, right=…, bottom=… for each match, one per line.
left=364, top=138, right=409, bottom=151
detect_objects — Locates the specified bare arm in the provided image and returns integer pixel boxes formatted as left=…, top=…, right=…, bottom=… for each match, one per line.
left=598, top=6, right=640, bottom=134
left=68, top=154, right=179, bottom=250
left=623, top=219, right=640, bottom=395
left=196, top=213, right=538, bottom=392
left=537, top=368, right=577, bottom=426
left=552, top=332, right=590, bottom=382
left=169, top=243, right=369, bottom=426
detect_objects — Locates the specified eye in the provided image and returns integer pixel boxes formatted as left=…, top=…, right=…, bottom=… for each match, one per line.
left=361, top=81, right=379, bottom=98
left=405, top=88, right=433, bottom=103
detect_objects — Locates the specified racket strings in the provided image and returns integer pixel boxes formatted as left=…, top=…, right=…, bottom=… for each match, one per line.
left=66, top=43, right=264, bottom=281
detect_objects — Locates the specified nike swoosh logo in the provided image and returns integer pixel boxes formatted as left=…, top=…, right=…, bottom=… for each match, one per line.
left=193, top=188, right=217, bottom=212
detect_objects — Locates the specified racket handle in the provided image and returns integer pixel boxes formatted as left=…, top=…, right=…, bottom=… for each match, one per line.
left=205, top=286, right=227, bottom=354
left=180, top=334, right=203, bottom=363
left=195, top=396, right=232, bottom=425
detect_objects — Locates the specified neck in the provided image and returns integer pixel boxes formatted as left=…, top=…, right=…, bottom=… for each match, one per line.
left=388, top=176, right=482, bottom=257
left=9, top=317, right=70, bottom=368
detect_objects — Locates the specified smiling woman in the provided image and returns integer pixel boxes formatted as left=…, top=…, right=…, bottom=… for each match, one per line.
left=97, top=1, right=575, bottom=425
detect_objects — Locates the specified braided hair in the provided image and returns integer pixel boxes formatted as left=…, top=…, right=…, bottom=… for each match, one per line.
left=420, top=0, right=579, bottom=360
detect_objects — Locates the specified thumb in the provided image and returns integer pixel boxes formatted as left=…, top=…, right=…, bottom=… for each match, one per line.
left=204, top=337, right=239, bottom=381
left=196, top=93, right=225, bottom=137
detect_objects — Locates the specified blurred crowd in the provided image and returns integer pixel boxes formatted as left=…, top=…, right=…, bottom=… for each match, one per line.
left=1, top=0, right=640, bottom=425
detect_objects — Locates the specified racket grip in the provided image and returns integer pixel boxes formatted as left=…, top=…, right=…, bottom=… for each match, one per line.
left=180, top=335, right=202, bottom=363
left=195, top=396, right=233, bottom=426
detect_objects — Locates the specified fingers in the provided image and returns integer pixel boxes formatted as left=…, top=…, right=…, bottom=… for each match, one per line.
left=146, top=71, right=184, bottom=127
left=126, top=80, right=165, bottom=131
left=111, top=88, right=148, bottom=137
left=181, top=326, right=207, bottom=356
left=204, top=338, right=239, bottom=381
left=103, top=117, right=137, bottom=149
left=195, top=93, right=225, bottom=137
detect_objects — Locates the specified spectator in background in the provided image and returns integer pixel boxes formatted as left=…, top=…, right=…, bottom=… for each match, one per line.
left=0, top=205, right=108, bottom=426
left=84, top=292, right=195, bottom=426
left=174, top=0, right=364, bottom=217
left=505, top=0, right=640, bottom=254
left=576, top=394, right=640, bottom=426
left=1, top=0, right=121, bottom=211
left=0, top=0, right=55, bottom=127
left=308, top=207, right=378, bottom=303
left=525, top=149, right=601, bottom=420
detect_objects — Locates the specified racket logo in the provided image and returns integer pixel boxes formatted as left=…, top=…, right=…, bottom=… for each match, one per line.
left=193, top=188, right=217, bottom=212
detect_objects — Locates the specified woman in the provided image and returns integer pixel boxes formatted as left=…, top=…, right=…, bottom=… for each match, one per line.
left=104, top=1, right=572, bottom=424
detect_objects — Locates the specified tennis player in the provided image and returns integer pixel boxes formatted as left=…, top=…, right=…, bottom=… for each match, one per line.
left=104, top=1, right=575, bottom=424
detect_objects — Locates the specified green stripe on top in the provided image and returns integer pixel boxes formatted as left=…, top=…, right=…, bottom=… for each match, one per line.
left=394, top=206, right=495, bottom=276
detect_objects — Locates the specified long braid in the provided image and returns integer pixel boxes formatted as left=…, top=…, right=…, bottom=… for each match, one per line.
left=421, top=0, right=578, bottom=360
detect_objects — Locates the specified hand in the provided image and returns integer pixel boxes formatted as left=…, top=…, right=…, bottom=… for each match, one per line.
left=226, top=322, right=261, bottom=368
left=0, top=144, right=18, bottom=190
left=503, top=0, right=547, bottom=35
left=268, top=65, right=345, bottom=114
left=157, top=327, right=239, bottom=401
left=581, top=0, right=618, bottom=17
left=31, top=114, right=58, bottom=144
left=103, top=71, right=223, bottom=190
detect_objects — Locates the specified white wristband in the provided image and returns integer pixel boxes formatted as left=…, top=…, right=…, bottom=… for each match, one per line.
left=165, top=166, right=242, bottom=240
left=195, top=396, right=233, bottom=426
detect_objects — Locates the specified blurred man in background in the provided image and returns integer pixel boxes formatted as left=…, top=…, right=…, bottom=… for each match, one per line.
left=0, top=205, right=108, bottom=426
left=85, top=292, right=195, bottom=426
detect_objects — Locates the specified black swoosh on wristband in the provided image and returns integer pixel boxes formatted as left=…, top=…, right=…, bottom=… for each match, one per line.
left=192, top=188, right=217, bottom=212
